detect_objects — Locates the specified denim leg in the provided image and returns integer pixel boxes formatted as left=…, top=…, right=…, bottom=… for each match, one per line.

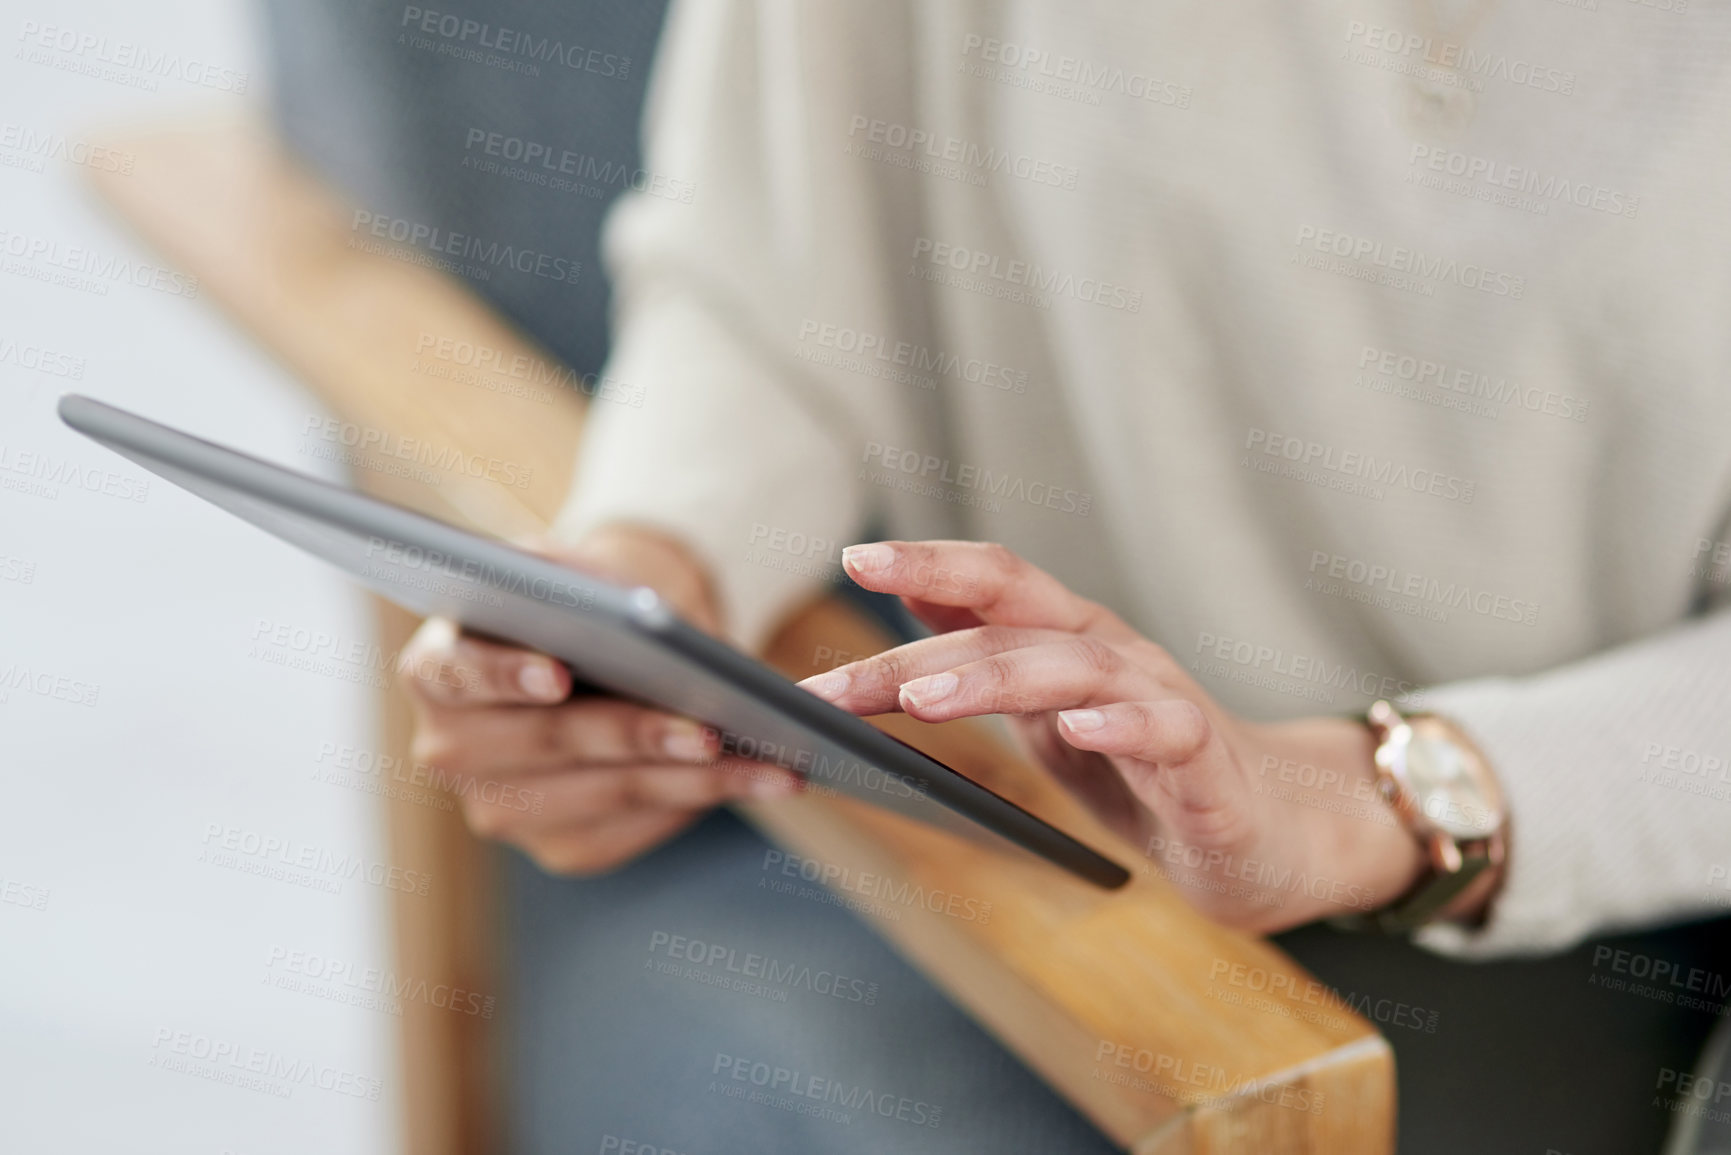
left=504, top=808, right=1119, bottom=1155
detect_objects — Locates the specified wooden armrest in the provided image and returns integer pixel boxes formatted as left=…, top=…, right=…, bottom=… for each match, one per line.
left=87, top=115, right=1393, bottom=1155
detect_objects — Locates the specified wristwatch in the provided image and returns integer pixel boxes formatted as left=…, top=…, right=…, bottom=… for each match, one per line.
left=1355, top=699, right=1508, bottom=934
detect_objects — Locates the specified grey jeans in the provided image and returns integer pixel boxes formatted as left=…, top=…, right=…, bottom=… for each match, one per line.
left=502, top=809, right=1116, bottom=1154
left=503, top=811, right=1731, bottom=1155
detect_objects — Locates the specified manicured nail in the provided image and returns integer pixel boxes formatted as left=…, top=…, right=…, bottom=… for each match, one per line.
left=519, top=660, right=561, bottom=701
left=900, top=672, right=957, bottom=709
left=1060, top=708, right=1106, bottom=732
left=749, top=773, right=800, bottom=799
left=662, top=721, right=711, bottom=761
left=842, top=543, right=895, bottom=575
left=797, top=669, right=850, bottom=700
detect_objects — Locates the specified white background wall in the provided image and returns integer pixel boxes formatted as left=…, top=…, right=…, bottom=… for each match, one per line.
left=0, top=2, right=401, bottom=1152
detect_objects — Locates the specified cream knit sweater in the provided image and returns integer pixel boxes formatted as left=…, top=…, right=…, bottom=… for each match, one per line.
left=554, top=0, right=1731, bottom=958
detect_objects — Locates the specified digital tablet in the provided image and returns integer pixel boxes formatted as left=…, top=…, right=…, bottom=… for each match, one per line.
left=59, top=394, right=1129, bottom=889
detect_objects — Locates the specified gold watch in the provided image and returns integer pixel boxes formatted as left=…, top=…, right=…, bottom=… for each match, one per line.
left=1356, top=700, right=1508, bottom=934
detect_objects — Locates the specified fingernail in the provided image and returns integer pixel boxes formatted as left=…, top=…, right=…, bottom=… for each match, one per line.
left=900, top=672, right=957, bottom=709
left=1060, top=708, right=1106, bottom=732
left=519, top=661, right=561, bottom=701
left=662, top=721, right=711, bottom=761
left=797, top=669, right=850, bottom=700
left=749, top=773, right=800, bottom=799
left=842, top=543, right=895, bottom=574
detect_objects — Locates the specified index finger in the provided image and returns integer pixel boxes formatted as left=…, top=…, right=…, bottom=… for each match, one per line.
left=840, top=540, right=1135, bottom=640
left=397, top=617, right=573, bottom=707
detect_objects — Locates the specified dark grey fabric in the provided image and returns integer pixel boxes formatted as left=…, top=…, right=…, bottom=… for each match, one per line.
left=1275, top=916, right=1731, bottom=1155
left=261, top=0, right=670, bottom=378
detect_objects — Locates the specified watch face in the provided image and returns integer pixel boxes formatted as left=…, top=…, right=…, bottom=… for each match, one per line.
left=1396, top=718, right=1503, bottom=840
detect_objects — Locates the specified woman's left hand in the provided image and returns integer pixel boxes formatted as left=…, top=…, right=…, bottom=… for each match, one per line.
left=797, top=540, right=1430, bottom=933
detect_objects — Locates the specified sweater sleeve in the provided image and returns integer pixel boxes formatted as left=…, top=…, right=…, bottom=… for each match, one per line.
left=547, top=0, right=928, bottom=653
left=1413, top=609, right=1731, bottom=959
left=551, top=290, right=863, bottom=654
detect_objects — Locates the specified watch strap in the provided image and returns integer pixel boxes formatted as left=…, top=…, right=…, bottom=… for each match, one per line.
left=1361, top=842, right=1494, bottom=934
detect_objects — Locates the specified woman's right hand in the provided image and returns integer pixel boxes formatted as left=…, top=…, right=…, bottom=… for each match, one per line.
left=397, top=525, right=800, bottom=875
